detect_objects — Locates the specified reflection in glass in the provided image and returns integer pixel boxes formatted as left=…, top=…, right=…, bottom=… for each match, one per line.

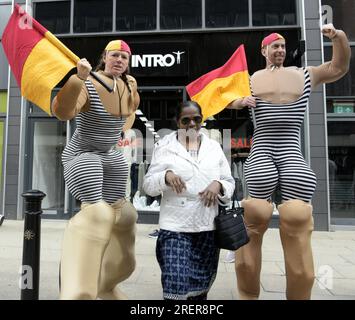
left=252, top=0, right=296, bottom=26
left=116, top=0, right=156, bottom=31
left=206, top=0, right=248, bottom=28
left=32, top=122, right=66, bottom=211
left=160, top=0, right=201, bottom=29
left=325, top=47, right=355, bottom=97
left=327, top=121, right=355, bottom=221
left=321, top=0, right=355, bottom=42
left=34, top=1, right=70, bottom=34
left=0, top=121, right=4, bottom=203
left=74, top=0, right=112, bottom=33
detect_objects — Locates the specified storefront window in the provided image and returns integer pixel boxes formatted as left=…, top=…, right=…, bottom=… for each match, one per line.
left=324, top=47, right=355, bottom=97
left=0, top=121, right=4, bottom=196
left=327, top=121, right=355, bottom=221
left=0, top=91, right=7, bottom=114
left=0, top=92, right=6, bottom=207
left=74, top=0, right=113, bottom=33
left=252, top=0, right=296, bottom=26
left=0, top=4, right=11, bottom=35
left=31, top=121, right=66, bottom=212
left=34, top=1, right=70, bottom=34
left=205, top=0, right=248, bottom=28
left=0, top=4, right=11, bottom=90
left=116, top=0, right=156, bottom=31
left=160, top=0, right=201, bottom=29
left=322, top=0, right=355, bottom=42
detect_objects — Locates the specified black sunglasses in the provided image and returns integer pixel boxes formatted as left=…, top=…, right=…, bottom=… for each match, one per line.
left=180, top=116, right=203, bottom=125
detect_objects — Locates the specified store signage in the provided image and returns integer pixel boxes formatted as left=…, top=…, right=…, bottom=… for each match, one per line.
left=231, top=138, right=253, bottom=149
left=132, top=51, right=185, bottom=68
left=333, top=103, right=354, bottom=114
left=130, top=42, right=189, bottom=77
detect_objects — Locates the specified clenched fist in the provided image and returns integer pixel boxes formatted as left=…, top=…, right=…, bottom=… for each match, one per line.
left=321, top=23, right=338, bottom=40
left=77, top=58, right=92, bottom=81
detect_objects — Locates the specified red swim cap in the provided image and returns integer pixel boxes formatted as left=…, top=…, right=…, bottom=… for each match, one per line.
left=261, top=33, right=285, bottom=47
left=105, top=40, right=131, bottom=54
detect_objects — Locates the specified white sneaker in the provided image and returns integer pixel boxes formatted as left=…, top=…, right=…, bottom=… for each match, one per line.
left=223, top=250, right=235, bottom=263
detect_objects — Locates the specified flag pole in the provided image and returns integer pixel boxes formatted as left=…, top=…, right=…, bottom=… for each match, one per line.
left=89, top=71, right=113, bottom=93
left=34, top=28, right=113, bottom=93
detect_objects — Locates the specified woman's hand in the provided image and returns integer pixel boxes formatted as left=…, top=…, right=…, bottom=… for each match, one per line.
left=77, top=58, right=92, bottom=81
left=198, top=181, right=222, bottom=207
left=165, top=170, right=186, bottom=194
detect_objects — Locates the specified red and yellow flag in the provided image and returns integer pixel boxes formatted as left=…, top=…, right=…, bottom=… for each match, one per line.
left=1, top=4, right=80, bottom=115
left=186, top=45, right=251, bottom=120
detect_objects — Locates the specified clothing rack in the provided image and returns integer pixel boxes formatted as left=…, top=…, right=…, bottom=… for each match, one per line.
left=232, top=152, right=249, bottom=159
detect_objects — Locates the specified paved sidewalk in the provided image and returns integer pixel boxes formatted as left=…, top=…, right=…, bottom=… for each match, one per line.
left=0, top=219, right=355, bottom=300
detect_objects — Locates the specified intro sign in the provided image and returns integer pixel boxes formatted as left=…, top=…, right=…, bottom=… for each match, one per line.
left=130, top=42, right=189, bottom=77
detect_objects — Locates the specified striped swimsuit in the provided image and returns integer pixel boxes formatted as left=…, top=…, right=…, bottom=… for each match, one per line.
left=244, top=68, right=317, bottom=203
left=62, top=80, right=128, bottom=204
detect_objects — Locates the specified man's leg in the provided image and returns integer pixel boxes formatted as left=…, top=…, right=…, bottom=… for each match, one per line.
left=278, top=199, right=315, bottom=300
left=98, top=199, right=137, bottom=300
left=235, top=198, right=273, bottom=299
left=60, top=201, right=115, bottom=300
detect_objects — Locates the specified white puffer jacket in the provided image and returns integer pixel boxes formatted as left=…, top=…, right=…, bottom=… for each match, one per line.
left=143, top=131, right=235, bottom=232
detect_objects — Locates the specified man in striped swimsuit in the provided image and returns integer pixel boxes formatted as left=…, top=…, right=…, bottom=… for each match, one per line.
left=52, top=40, right=140, bottom=299
left=228, top=24, right=350, bottom=299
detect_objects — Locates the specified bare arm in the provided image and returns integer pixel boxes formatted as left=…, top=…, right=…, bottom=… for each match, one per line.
left=226, top=96, right=256, bottom=110
left=51, top=59, right=91, bottom=121
left=308, top=24, right=351, bottom=89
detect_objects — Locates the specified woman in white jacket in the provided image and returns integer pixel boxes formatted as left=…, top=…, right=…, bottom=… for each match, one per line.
left=143, top=101, right=235, bottom=300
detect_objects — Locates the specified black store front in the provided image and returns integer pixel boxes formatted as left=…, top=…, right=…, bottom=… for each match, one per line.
left=30, top=29, right=302, bottom=220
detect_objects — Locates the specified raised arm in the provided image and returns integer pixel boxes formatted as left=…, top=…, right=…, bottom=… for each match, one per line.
left=308, top=24, right=351, bottom=89
left=51, top=59, right=91, bottom=121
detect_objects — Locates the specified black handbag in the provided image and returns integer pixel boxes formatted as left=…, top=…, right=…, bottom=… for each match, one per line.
left=214, top=192, right=249, bottom=251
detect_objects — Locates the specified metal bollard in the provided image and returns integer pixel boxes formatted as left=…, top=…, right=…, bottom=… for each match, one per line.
left=20, top=190, right=46, bottom=300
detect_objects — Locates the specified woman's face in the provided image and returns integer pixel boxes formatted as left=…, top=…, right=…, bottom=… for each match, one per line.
left=104, top=50, right=130, bottom=77
left=177, top=106, right=203, bottom=131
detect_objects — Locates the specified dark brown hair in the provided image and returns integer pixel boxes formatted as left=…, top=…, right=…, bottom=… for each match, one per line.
left=175, top=101, right=203, bottom=122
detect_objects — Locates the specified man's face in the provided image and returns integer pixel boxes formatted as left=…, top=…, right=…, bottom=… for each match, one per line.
left=262, top=39, right=286, bottom=67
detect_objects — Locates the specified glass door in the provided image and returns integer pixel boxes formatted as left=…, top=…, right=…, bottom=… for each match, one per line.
left=25, top=118, right=67, bottom=219
left=327, top=119, right=355, bottom=225
left=0, top=120, right=4, bottom=210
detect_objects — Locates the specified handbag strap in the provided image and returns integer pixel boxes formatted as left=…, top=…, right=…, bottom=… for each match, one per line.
left=231, top=181, right=241, bottom=209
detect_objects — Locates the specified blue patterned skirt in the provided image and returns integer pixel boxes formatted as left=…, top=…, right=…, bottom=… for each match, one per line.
left=156, top=229, right=220, bottom=300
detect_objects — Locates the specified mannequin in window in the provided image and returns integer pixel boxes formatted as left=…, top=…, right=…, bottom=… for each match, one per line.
left=117, top=113, right=138, bottom=200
